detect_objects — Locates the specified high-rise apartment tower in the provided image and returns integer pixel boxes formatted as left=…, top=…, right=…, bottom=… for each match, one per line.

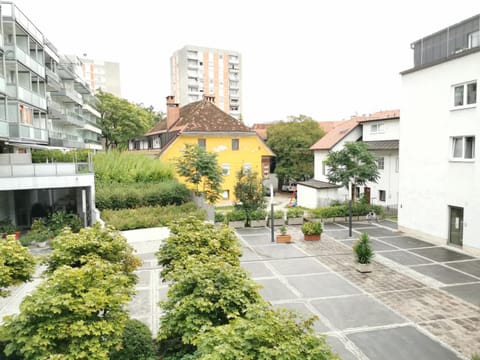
left=170, top=45, right=242, bottom=119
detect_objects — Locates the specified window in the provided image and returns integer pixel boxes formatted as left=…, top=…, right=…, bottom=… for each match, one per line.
left=451, top=136, right=475, bottom=160
left=322, top=161, right=326, bottom=175
left=221, top=164, right=230, bottom=176
left=232, top=138, right=239, bottom=150
left=468, top=30, right=479, bottom=48
left=370, top=123, right=384, bottom=134
left=395, top=157, right=399, bottom=173
left=243, top=163, right=252, bottom=173
left=453, top=81, right=477, bottom=107
left=198, top=138, right=206, bottom=148
left=222, top=190, right=229, bottom=200
left=376, top=157, right=384, bottom=170
left=379, top=190, right=386, bottom=202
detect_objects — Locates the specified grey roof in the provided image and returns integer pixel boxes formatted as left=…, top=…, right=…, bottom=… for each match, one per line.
left=364, top=140, right=399, bottom=151
left=297, top=179, right=341, bottom=190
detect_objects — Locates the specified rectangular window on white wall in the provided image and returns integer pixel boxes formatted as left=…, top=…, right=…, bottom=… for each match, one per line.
left=379, top=190, right=386, bottom=202
left=370, top=123, right=384, bottom=134
left=451, top=136, right=475, bottom=160
left=322, top=161, right=326, bottom=175
left=376, top=157, right=385, bottom=170
left=395, top=157, right=399, bottom=173
left=453, top=81, right=477, bottom=108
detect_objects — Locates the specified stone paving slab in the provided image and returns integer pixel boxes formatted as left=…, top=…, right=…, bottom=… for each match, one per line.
left=411, top=264, right=479, bottom=284
left=327, top=336, right=360, bottom=360
left=380, top=250, right=434, bottom=266
left=410, top=247, right=474, bottom=262
left=441, top=283, right=480, bottom=306
left=378, top=219, right=398, bottom=229
left=341, top=239, right=398, bottom=252
left=240, top=234, right=276, bottom=246
left=273, top=301, right=330, bottom=333
left=286, top=273, right=362, bottom=298
left=347, top=326, right=462, bottom=360
left=250, top=244, right=307, bottom=259
left=378, top=236, right=435, bottom=249
left=336, top=222, right=377, bottom=229
left=445, top=260, right=480, bottom=278
left=256, top=278, right=299, bottom=301
left=324, top=229, right=357, bottom=240
left=268, top=257, right=329, bottom=276
left=235, top=227, right=270, bottom=235
left=242, top=261, right=275, bottom=278
left=240, top=246, right=263, bottom=261
left=360, top=227, right=399, bottom=237
left=311, top=294, right=406, bottom=330
left=322, top=223, right=346, bottom=230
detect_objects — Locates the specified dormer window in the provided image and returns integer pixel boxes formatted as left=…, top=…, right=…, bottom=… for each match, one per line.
left=468, top=30, right=479, bottom=48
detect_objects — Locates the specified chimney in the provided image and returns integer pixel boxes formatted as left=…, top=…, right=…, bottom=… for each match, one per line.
left=166, top=95, right=179, bottom=129
left=203, top=95, right=215, bottom=103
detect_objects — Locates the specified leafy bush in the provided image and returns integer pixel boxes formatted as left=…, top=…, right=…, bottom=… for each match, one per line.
left=19, top=219, right=51, bottom=246
left=0, top=218, right=15, bottom=235
left=309, top=204, right=384, bottom=219
left=269, top=210, right=284, bottom=219
left=214, top=211, right=225, bottom=223
left=31, top=149, right=91, bottom=163
left=94, top=151, right=174, bottom=184
left=96, top=181, right=190, bottom=210
left=301, top=221, right=323, bottom=235
left=353, top=232, right=374, bottom=264
left=287, top=207, right=304, bottom=218
left=226, top=210, right=247, bottom=222
left=101, top=203, right=206, bottom=231
left=250, top=209, right=267, bottom=220
left=48, top=211, right=82, bottom=236
left=110, top=319, right=156, bottom=360
left=471, top=354, right=480, bottom=360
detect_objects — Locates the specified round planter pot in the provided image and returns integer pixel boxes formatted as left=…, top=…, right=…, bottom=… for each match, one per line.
left=276, top=234, right=292, bottom=243
left=355, top=262, right=372, bottom=273
left=304, top=234, right=321, bottom=241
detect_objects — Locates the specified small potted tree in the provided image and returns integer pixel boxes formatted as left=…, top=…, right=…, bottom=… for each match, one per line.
left=301, top=221, right=323, bottom=241
left=353, top=232, right=374, bottom=273
left=276, top=225, right=292, bottom=243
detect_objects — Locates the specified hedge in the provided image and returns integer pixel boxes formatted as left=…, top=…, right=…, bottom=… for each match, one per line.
left=309, top=204, right=383, bottom=219
left=101, top=203, right=206, bottom=230
left=31, top=149, right=91, bottom=163
left=95, top=181, right=190, bottom=210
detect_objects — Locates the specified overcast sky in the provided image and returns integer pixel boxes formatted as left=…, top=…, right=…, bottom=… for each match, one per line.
left=12, top=0, right=480, bottom=125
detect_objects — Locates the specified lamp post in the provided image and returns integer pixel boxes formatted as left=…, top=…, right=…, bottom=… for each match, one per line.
left=348, top=181, right=353, bottom=237
left=270, top=183, right=275, bottom=242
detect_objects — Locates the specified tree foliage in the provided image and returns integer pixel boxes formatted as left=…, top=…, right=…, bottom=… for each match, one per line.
left=175, top=144, right=223, bottom=204
left=233, top=170, right=265, bottom=226
left=110, top=319, right=156, bottom=360
left=193, top=304, right=340, bottom=360
left=266, top=115, right=324, bottom=184
left=1, top=259, right=134, bottom=360
left=0, top=235, right=36, bottom=297
left=96, top=91, right=155, bottom=150
left=325, top=141, right=379, bottom=201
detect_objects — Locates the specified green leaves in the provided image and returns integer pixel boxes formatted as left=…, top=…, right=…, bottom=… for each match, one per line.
left=0, top=235, right=36, bottom=297
left=353, top=232, right=375, bottom=264
left=233, top=169, right=265, bottom=225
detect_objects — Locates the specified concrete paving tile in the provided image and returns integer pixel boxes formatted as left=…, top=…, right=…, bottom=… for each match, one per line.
left=135, top=270, right=152, bottom=287
left=380, top=236, right=436, bottom=249
left=347, top=326, right=462, bottom=360
left=268, top=258, right=329, bottom=276
left=128, top=289, right=152, bottom=315
left=324, top=229, right=357, bottom=240
left=412, top=264, right=478, bottom=284
left=256, top=278, right=299, bottom=301
left=242, top=262, right=274, bottom=278
left=157, top=287, right=169, bottom=301
left=311, top=294, right=405, bottom=330
left=236, top=228, right=270, bottom=236
left=445, top=260, right=480, bottom=278
left=336, top=221, right=377, bottom=229
left=380, top=250, right=434, bottom=266
left=273, top=302, right=330, bottom=333
left=361, top=227, right=399, bottom=237
left=287, top=273, right=362, bottom=298
left=240, top=234, right=275, bottom=246
left=240, top=247, right=263, bottom=261
left=410, top=247, right=473, bottom=262
left=441, top=283, right=480, bottom=307
left=378, top=219, right=398, bottom=229
left=327, top=336, right=361, bottom=360
left=251, top=244, right=306, bottom=259
left=322, top=223, right=345, bottom=230
left=137, top=252, right=158, bottom=261
left=341, top=239, right=398, bottom=251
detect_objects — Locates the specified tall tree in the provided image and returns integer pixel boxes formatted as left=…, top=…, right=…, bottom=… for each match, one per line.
left=325, top=141, right=379, bottom=202
left=97, top=91, right=155, bottom=150
left=266, top=115, right=324, bottom=186
left=175, top=144, right=223, bottom=204
left=233, top=169, right=265, bottom=226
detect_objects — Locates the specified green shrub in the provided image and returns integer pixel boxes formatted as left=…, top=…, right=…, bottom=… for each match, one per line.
left=101, top=203, right=206, bottom=231
left=309, top=204, right=383, bottom=219
left=226, top=210, right=247, bottom=222
left=20, top=219, right=51, bottom=246
left=269, top=210, right=284, bottom=219
left=94, top=151, right=174, bottom=184
left=301, top=221, right=323, bottom=235
left=471, top=354, right=480, bottom=360
left=353, top=232, right=374, bottom=264
left=287, top=207, right=304, bottom=218
left=96, top=181, right=190, bottom=210
left=214, top=211, right=225, bottom=223
left=250, top=209, right=267, bottom=220
left=48, top=211, right=82, bottom=236
left=110, top=319, right=156, bottom=360
left=31, top=149, right=91, bottom=163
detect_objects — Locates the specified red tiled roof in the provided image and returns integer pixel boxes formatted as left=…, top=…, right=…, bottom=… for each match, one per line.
left=145, top=100, right=251, bottom=136
left=357, top=109, right=400, bottom=123
left=318, top=121, right=343, bottom=133
left=310, top=119, right=359, bottom=150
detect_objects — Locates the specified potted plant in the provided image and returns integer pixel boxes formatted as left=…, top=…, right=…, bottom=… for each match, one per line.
left=287, top=207, right=304, bottom=225
left=353, top=232, right=374, bottom=273
left=268, top=210, right=284, bottom=227
left=226, top=210, right=246, bottom=229
left=0, top=218, right=15, bottom=239
left=276, top=225, right=292, bottom=243
left=301, top=221, right=323, bottom=241
left=250, top=209, right=267, bottom=227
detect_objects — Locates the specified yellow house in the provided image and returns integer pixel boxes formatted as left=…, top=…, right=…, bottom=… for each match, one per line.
left=144, top=95, right=275, bottom=203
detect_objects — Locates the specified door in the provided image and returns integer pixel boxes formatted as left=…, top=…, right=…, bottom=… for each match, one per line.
left=364, top=187, right=371, bottom=204
left=449, top=206, right=464, bottom=246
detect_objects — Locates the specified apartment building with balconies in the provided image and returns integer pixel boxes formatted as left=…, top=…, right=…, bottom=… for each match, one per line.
left=0, top=2, right=102, bottom=229
left=81, top=57, right=121, bottom=97
left=171, top=45, right=242, bottom=120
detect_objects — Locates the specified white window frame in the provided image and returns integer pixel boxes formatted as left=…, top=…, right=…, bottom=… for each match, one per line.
left=243, top=163, right=252, bottom=173
left=452, top=81, right=477, bottom=110
left=376, top=157, right=385, bottom=170
left=370, top=123, right=385, bottom=134
left=450, top=136, right=475, bottom=162
left=468, top=30, right=479, bottom=49
left=221, top=164, right=230, bottom=176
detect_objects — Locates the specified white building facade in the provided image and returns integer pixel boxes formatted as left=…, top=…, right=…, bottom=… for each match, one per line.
left=399, top=14, right=480, bottom=254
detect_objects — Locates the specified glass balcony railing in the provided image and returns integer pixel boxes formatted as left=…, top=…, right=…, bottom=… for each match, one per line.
left=8, top=123, right=48, bottom=142
left=5, top=45, right=45, bottom=77
left=0, top=121, right=8, bottom=137
left=6, top=84, right=47, bottom=109
left=2, top=3, right=44, bottom=44
left=53, top=87, right=83, bottom=105
left=0, top=77, right=5, bottom=94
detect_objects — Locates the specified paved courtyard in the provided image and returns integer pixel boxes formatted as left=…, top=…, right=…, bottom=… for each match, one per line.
left=1, top=220, right=479, bottom=359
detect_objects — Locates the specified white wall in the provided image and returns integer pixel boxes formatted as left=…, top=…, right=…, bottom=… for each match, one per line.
left=362, top=119, right=399, bottom=141
left=365, top=151, right=399, bottom=207
left=297, top=184, right=341, bottom=209
left=399, top=51, right=480, bottom=251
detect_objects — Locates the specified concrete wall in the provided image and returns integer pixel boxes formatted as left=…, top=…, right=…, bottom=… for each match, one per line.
left=362, top=119, right=399, bottom=141
left=399, top=51, right=480, bottom=251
